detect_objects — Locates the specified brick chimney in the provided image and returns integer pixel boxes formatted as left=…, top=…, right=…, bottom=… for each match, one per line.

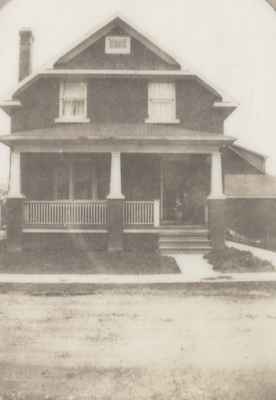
left=18, top=28, right=33, bottom=81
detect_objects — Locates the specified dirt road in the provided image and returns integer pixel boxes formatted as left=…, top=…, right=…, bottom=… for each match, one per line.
left=1, top=286, right=276, bottom=399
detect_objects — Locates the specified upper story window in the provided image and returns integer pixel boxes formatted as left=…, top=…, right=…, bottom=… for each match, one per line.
left=105, top=36, right=131, bottom=54
left=56, top=81, right=89, bottom=123
left=146, top=82, right=179, bottom=124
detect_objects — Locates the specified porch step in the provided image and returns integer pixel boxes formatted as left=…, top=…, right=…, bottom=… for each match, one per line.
left=159, top=229, right=209, bottom=238
left=160, top=247, right=211, bottom=255
left=158, top=227, right=211, bottom=254
left=159, top=238, right=211, bottom=245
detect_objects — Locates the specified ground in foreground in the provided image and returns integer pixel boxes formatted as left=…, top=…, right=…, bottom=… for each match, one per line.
left=0, top=250, right=179, bottom=274
left=1, top=285, right=276, bottom=399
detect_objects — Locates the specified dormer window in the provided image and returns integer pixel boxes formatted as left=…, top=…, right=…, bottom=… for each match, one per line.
left=146, top=82, right=179, bottom=124
left=56, top=81, right=90, bottom=123
left=105, top=36, right=131, bottom=54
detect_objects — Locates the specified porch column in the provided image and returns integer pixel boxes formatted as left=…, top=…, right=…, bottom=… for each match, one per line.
left=107, top=152, right=125, bottom=251
left=6, top=150, right=25, bottom=252
left=208, top=151, right=226, bottom=250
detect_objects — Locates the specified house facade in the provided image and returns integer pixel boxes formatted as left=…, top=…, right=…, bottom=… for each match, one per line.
left=0, top=17, right=271, bottom=253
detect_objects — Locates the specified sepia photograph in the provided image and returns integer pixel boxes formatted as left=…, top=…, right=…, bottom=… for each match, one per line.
left=0, top=0, right=276, bottom=398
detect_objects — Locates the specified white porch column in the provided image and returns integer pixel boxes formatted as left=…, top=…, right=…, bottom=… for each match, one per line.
left=6, top=149, right=24, bottom=252
left=8, top=150, right=23, bottom=197
left=208, top=151, right=225, bottom=199
left=107, top=152, right=125, bottom=199
left=208, top=150, right=226, bottom=250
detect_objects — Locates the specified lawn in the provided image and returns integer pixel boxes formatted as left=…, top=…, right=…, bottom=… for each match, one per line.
left=204, top=246, right=275, bottom=273
left=0, top=249, right=180, bottom=274
left=1, top=286, right=276, bottom=399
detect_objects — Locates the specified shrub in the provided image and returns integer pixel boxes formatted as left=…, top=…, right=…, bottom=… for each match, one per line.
left=204, top=246, right=275, bottom=273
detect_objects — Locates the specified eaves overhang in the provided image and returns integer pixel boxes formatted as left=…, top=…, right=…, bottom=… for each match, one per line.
left=0, top=100, right=22, bottom=115
left=0, top=134, right=236, bottom=148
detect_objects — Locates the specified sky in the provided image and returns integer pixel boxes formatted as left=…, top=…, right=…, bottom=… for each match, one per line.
left=0, top=0, right=276, bottom=186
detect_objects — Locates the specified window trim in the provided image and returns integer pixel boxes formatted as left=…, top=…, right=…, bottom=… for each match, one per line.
left=145, top=82, right=180, bottom=124
left=55, top=80, right=90, bottom=123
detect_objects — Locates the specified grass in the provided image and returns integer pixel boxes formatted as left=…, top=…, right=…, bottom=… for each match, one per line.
left=204, top=246, right=275, bottom=273
left=0, top=249, right=180, bottom=274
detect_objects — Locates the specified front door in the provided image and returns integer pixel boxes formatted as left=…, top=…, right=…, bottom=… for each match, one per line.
left=162, top=156, right=210, bottom=225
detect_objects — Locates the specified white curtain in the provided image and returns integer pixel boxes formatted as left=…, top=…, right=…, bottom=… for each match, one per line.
left=61, top=81, right=86, bottom=117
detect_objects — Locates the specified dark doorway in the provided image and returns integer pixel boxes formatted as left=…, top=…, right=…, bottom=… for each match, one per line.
left=162, top=155, right=210, bottom=225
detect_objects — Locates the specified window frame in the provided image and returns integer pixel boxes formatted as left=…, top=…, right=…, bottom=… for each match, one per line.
left=55, top=80, right=90, bottom=123
left=105, top=36, right=131, bottom=54
left=146, top=81, right=180, bottom=124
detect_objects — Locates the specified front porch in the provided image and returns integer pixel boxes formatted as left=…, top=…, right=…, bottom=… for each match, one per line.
left=6, top=146, right=226, bottom=252
left=20, top=153, right=210, bottom=229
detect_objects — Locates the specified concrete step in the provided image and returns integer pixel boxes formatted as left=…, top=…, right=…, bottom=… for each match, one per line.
left=160, top=247, right=211, bottom=255
left=160, top=225, right=206, bottom=229
left=159, top=243, right=211, bottom=250
left=158, top=226, right=211, bottom=254
left=159, top=237, right=210, bottom=244
left=159, top=230, right=209, bottom=237
left=159, top=242, right=211, bottom=249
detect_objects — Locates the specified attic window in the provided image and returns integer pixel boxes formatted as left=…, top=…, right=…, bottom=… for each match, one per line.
left=105, top=36, right=131, bottom=54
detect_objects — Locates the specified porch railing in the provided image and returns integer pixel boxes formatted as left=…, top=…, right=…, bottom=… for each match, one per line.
left=24, top=200, right=108, bottom=226
left=24, top=199, right=160, bottom=227
left=124, top=200, right=160, bottom=226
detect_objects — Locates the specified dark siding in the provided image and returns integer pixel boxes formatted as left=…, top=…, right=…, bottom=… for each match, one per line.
left=12, top=79, right=59, bottom=132
left=176, top=80, right=223, bottom=133
left=12, top=77, right=225, bottom=133
left=88, top=79, right=147, bottom=123
left=55, top=27, right=177, bottom=71
left=226, top=199, right=276, bottom=246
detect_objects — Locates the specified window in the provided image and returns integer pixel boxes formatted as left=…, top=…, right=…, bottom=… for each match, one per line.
left=56, top=81, right=89, bottom=122
left=147, top=82, right=179, bottom=123
left=105, top=36, right=131, bottom=54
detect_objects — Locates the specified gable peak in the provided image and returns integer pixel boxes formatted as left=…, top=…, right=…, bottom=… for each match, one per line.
left=53, top=15, right=181, bottom=69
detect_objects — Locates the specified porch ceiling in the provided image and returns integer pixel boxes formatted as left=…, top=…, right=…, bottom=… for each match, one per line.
left=0, top=124, right=235, bottom=148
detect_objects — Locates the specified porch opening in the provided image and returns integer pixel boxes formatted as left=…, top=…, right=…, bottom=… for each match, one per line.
left=21, top=153, right=211, bottom=228
left=161, top=155, right=210, bottom=225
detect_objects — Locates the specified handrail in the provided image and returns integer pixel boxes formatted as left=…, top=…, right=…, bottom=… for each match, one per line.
left=124, top=200, right=160, bottom=226
left=24, top=200, right=108, bottom=226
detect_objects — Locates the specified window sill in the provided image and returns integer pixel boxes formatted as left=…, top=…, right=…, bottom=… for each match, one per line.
left=55, top=117, right=90, bottom=124
left=145, top=118, right=180, bottom=124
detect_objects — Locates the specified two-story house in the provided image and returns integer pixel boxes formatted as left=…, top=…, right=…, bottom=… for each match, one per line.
left=0, top=17, right=273, bottom=254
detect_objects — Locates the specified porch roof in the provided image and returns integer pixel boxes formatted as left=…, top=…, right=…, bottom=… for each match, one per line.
left=225, top=174, right=276, bottom=198
left=0, top=124, right=235, bottom=147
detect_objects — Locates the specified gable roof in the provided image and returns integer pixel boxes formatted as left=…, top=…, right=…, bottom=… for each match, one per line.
left=54, top=16, right=181, bottom=68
